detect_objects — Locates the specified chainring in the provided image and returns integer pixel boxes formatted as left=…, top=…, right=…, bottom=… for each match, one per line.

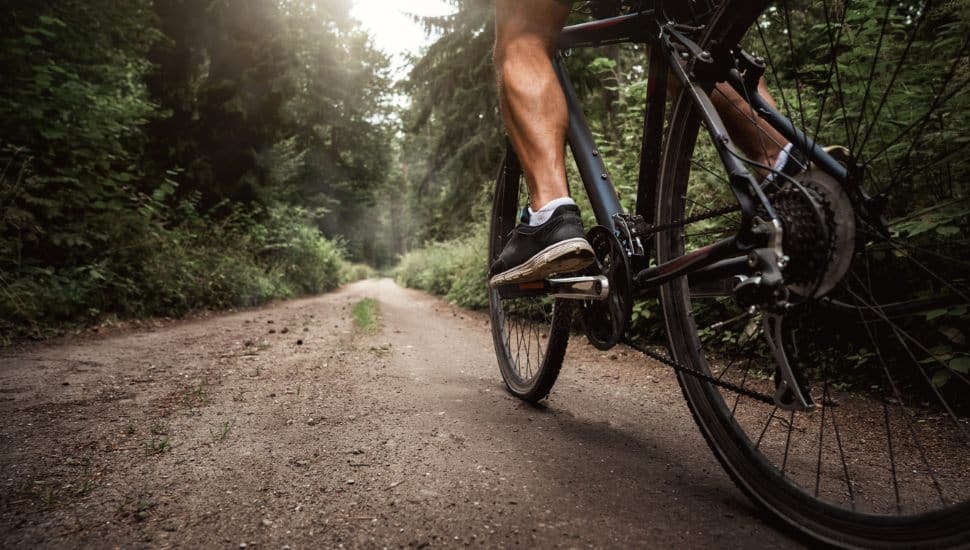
left=582, top=226, right=633, bottom=351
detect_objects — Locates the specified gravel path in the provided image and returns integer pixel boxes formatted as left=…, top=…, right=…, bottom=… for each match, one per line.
left=0, top=279, right=802, bottom=548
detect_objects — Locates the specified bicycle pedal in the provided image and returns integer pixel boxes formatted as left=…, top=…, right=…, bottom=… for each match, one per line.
left=495, top=275, right=609, bottom=301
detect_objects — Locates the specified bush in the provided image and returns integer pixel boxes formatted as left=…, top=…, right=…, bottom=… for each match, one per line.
left=0, top=199, right=354, bottom=343
left=343, top=263, right=377, bottom=283
left=395, top=230, right=488, bottom=309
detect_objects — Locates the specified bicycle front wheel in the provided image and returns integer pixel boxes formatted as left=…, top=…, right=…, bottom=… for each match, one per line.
left=488, top=146, right=572, bottom=402
left=656, top=1, right=970, bottom=547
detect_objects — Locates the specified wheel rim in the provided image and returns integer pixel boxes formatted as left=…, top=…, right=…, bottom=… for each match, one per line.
left=657, top=0, right=970, bottom=542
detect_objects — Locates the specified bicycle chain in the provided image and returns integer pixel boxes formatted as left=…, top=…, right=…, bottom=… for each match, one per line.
left=622, top=338, right=776, bottom=405
left=634, top=204, right=741, bottom=237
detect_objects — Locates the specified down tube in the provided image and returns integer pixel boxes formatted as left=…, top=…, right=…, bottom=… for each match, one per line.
left=553, top=57, right=623, bottom=235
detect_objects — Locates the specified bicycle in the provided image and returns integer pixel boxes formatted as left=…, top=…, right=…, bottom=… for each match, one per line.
left=487, top=1, right=969, bottom=547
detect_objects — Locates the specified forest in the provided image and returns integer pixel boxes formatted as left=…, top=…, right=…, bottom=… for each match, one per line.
left=1, top=0, right=967, bottom=344
left=1, top=0, right=394, bottom=340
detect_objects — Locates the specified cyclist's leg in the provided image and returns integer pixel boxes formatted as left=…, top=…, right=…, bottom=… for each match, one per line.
left=711, top=80, right=793, bottom=176
left=495, top=0, right=789, bottom=203
left=493, top=0, right=572, bottom=212
left=489, top=0, right=595, bottom=287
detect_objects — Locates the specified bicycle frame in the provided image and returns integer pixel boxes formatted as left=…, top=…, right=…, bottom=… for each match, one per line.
left=553, top=7, right=863, bottom=296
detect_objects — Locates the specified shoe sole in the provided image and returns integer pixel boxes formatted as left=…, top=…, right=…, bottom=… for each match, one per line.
left=489, top=238, right=595, bottom=288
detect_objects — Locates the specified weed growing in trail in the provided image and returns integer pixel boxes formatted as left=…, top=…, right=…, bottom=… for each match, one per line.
left=135, top=499, right=152, bottom=521
left=191, top=377, right=209, bottom=404
left=210, top=421, right=232, bottom=442
left=143, top=436, right=171, bottom=456
left=352, top=298, right=379, bottom=332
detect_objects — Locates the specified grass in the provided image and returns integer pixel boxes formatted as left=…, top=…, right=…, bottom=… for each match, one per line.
left=210, top=421, right=232, bottom=442
left=352, top=298, right=379, bottom=332
left=191, top=377, right=209, bottom=404
left=143, top=436, right=171, bottom=456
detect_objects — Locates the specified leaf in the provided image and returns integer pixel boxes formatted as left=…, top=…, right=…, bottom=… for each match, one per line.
left=39, top=15, right=67, bottom=27
left=919, top=344, right=953, bottom=364
left=939, top=327, right=966, bottom=345
left=932, top=369, right=952, bottom=388
left=926, top=309, right=949, bottom=321
left=949, top=356, right=970, bottom=374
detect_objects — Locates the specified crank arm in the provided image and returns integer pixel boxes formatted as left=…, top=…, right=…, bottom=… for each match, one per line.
left=495, top=276, right=610, bottom=301
left=764, top=314, right=816, bottom=412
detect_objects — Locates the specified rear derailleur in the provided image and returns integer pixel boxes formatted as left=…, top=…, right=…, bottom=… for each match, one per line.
left=732, top=219, right=816, bottom=412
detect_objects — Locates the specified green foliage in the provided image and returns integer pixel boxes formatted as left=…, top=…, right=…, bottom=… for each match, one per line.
left=0, top=0, right=392, bottom=342
left=400, top=0, right=502, bottom=243
left=0, top=0, right=160, bottom=271
left=395, top=229, right=489, bottom=310
left=352, top=298, right=380, bottom=332
left=0, top=197, right=352, bottom=341
left=343, top=263, right=377, bottom=284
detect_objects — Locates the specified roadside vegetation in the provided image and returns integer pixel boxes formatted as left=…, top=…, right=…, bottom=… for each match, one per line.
left=395, top=231, right=489, bottom=310
left=1, top=0, right=393, bottom=342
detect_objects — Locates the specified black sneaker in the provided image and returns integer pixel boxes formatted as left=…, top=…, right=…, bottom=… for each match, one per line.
left=488, top=204, right=595, bottom=288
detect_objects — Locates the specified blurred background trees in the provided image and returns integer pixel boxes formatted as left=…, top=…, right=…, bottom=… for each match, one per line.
left=0, top=0, right=391, bottom=338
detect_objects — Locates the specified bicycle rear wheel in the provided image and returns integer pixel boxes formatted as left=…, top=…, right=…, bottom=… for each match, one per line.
left=489, top=146, right=572, bottom=402
left=656, top=1, right=970, bottom=547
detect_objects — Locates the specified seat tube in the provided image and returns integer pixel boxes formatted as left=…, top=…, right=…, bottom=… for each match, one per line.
left=553, top=57, right=623, bottom=235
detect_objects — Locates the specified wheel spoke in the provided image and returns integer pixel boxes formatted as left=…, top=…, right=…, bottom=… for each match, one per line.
left=656, top=0, right=969, bottom=531
left=755, top=406, right=779, bottom=450
left=815, top=381, right=827, bottom=498
left=882, top=400, right=903, bottom=514
left=780, top=409, right=796, bottom=477
left=828, top=392, right=856, bottom=510
left=844, top=281, right=970, bottom=444
left=780, top=0, right=810, bottom=159
left=854, top=290, right=950, bottom=506
left=811, top=0, right=852, bottom=150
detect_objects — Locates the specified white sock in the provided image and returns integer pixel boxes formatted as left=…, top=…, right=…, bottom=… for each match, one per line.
left=773, top=142, right=794, bottom=172
left=764, top=142, right=794, bottom=184
left=528, top=197, right=576, bottom=226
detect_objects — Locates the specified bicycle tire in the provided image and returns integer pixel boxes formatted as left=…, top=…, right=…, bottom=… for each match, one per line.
left=488, top=146, right=572, bottom=402
left=655, top=1, right=970, bottom=547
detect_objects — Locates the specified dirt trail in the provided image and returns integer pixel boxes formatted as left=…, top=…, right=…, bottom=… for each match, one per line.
left=0, top=279, right=802, bottom=548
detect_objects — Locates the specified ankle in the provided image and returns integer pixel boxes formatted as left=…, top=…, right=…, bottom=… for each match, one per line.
left=528, top=197, right=575, bottom=226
